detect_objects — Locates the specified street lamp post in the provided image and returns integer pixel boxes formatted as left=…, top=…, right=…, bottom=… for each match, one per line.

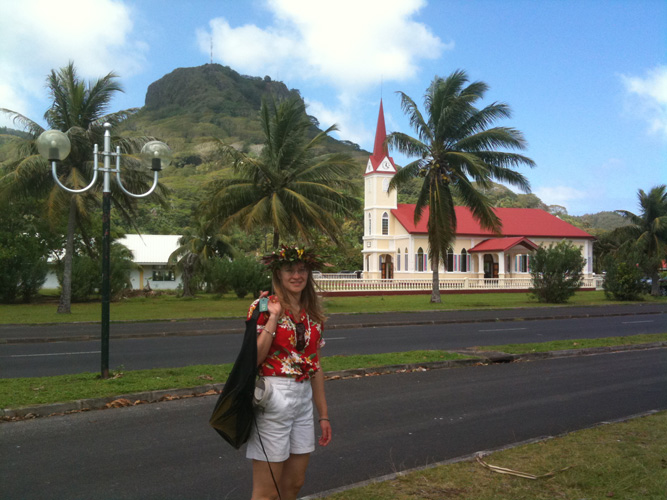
left=36, top=123, right=172, bottom=379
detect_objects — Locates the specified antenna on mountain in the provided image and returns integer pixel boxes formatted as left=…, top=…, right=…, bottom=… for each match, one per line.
left=210, top=36, right=213, bottom=64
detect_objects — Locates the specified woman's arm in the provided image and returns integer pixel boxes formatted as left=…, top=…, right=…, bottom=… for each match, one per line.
left=312, top=350, right=331, bottom=446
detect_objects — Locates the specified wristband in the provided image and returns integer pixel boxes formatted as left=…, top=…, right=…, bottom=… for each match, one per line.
left=262, top=328, right=276, bottom=338
left=319, top=418, right=330, bottom=422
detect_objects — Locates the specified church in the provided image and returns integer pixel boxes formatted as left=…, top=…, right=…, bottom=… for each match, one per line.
left=362, top=101, right=596, bottom=281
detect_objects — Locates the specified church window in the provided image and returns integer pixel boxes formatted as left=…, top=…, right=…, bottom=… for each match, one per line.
left=381, top=212, right=389, bottom=235
left=382, top=178, right=390, bottom=193
left=404, top=248, right=408, bottom=271
left=515, top=254, right=530, bottom=273
left=460, top=249, right=469, bottom=272
left=416, top=247, right=426, bottom=272
left=446, top=248, right=454, bottom=272
left=397, top=249, right=401, bottom=271
left=367, top=213, right=372, bottom=235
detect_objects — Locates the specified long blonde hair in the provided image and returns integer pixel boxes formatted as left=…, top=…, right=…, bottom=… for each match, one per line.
left=272, top=267, right=326, bottom=324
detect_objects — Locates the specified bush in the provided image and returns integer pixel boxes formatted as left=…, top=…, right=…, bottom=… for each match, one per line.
left=0, top=238, right=49, bottom=303
left=57, top=243, right=134, bottom=302
left=228, top=256, right=271, bottom=299
left=530, top=241, right=586, bottom=303
left=602, top=254, right=645, bottom=301
left=202, top=257, right=232, bottom=293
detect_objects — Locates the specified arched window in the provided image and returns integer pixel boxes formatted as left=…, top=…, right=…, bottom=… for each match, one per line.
left=365, top=255, right=370, bottom=272
left=404, top=248, right=408, bottom=271
left=381, top=212, right=389, bottom=235
left=446, top=247, right=454, bottom=272
left=460, top=249, right=468, bottom=272
left=382, top=178, right=390, bottom=193
left=397, top=249, right=401, bottom=271
left=416, top=247, right=426, bottom=272
left=367, top=213, right=372, bottom=235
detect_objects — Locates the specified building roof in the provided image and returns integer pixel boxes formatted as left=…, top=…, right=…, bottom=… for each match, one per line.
left=469, top=236, right=539, bottom=253
left=117, top=234, right=182, bottom=265
left=391, top=205, right=594, bottom=239
left=364, top=99, right=397, bottom=176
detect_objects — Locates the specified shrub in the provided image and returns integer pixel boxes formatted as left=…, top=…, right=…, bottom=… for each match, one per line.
left=0, top=237, right=49, bottom=303
left=530, top=241, right=586, bottom=303
left=203, top=257, right=232, bottom=293
left=228, top=256, right=271, bottom=299
left=602, top=254, right=645, bottom=301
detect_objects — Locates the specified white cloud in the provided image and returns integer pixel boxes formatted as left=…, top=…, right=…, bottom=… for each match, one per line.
left=197, top=0, right=449, bottom=150
left=0, top=0, right=146, bottom=127
left=620, top=65, right=667, bottom=138
left=534, top=185, right=588, bottom=208
left=199, top=0, right=448, bottom=91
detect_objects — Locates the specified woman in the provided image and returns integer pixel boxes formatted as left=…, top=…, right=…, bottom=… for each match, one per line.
left=246, top=246, right=332, bottom=500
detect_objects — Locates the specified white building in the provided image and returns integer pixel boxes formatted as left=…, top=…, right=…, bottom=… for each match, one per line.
left=43, top=234, right=183, bottom=290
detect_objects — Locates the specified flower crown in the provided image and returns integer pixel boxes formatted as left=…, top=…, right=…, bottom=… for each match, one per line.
left=261, top=245, right=325, bottom=271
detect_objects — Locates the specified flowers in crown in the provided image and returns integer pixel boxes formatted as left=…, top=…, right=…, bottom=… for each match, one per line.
left=261, top=245, right=325, bottom=271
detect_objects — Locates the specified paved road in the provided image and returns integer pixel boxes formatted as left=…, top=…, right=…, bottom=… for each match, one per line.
left=2, top=313, right=666, bottom=378
left=1, top=303, right=665, bottom=343
left=2, top=349, right=665, bottom=499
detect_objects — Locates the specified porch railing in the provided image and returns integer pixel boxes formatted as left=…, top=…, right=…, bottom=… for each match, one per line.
left=314, top=275, right=605, bottom=293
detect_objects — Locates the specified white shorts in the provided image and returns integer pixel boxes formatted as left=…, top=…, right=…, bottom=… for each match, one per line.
left=246, top=377, right=314, bottom=462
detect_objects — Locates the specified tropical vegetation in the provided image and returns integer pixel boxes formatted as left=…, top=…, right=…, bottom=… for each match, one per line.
left=611, top=185, right=667, bottom=296
left=203, top=96, right=361, bottom=249
left=530, top=241, right=586, bottom=303
left=387, top=69, right=535, bottom=302
left=0, top=62, right=168, bottom=312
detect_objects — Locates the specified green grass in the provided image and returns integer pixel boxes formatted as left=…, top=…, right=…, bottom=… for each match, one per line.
left=0, top=350, right=471, bottom=409
left=323, top=411, right=667, bottom=499
left=478, top=333, right=667, bottom=354
left=2, top=290, right=664, bottom=324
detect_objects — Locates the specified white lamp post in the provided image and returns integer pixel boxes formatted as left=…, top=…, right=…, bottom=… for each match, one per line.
left=36, top=123, right=172, bottom=379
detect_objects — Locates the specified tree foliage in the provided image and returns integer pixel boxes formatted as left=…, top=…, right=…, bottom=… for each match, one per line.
left=610, top=185, right=667, bottom=296
left=602, top=251, right=646, bottom=301
left=387, top=69, right=535, bottom=302
left=530, top=241, right=586, bottom=303
left=205, top=96, right=361, bottom=248
left=0, top=61, right=169, bottom=312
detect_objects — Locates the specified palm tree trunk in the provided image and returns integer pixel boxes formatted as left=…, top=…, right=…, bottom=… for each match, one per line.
left=431, top=254, right=442, bottom=303
left=650, top=270, right=660, bottom=296
left=272, top=228, right=279, bottom=250
left=57, top=197, right=76, bottom=314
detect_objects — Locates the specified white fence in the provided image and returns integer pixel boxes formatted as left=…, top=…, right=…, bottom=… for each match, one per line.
left=314, top=276, right=605, bottom=293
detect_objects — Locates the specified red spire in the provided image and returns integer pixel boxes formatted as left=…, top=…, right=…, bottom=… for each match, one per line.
left=365, top=100, right=396, bottom=176
left=371, top=99, right=388, bottom=160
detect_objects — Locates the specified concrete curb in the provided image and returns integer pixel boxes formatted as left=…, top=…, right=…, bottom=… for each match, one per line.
left=2, top=342, right=665, bottom=421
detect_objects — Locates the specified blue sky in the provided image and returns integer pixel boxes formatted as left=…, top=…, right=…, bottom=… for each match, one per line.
left=1, top=0, right=665, bottom=216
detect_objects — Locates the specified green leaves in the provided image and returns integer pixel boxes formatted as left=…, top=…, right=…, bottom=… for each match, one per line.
left=206, top=96, right=360, bottom=248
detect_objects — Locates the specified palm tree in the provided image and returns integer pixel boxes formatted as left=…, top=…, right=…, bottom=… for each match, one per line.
left=613, top=185, right=667, bottom=296
left=387, top=69, right=535, bottom=303
left=0, top=62, right=168, bottom=312
left=168, top=216, right=235, bottom=297
left=205, top=97, right=361, bottom=249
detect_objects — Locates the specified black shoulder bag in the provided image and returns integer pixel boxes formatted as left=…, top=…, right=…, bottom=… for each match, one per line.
left=209, top=306, right=260, bottom=449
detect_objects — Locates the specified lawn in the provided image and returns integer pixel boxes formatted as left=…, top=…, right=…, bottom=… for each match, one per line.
left=322, top=411, right=667, bottom=499
left=1, top=290, right=664, bottom=324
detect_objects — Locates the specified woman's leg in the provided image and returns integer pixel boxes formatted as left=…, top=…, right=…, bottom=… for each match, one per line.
left=278, top=453, right=310, bottom=500
left=251, top=459, right=284, bottom=500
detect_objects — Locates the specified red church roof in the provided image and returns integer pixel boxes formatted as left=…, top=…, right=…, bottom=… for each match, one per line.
left=469, top=236, right=539, bottom=253
left=391, top=204, right=594, bottom=239
left=365, top=100, right=397, bottom=175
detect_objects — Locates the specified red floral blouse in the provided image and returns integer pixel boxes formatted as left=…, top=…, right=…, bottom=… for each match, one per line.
left=248, top=297, right=325, bottom=382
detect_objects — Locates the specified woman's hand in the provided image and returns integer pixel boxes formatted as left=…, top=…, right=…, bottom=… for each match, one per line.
left=260, top=290, right=282, bottom=318
left=318, top=419, right=332, bottom=446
